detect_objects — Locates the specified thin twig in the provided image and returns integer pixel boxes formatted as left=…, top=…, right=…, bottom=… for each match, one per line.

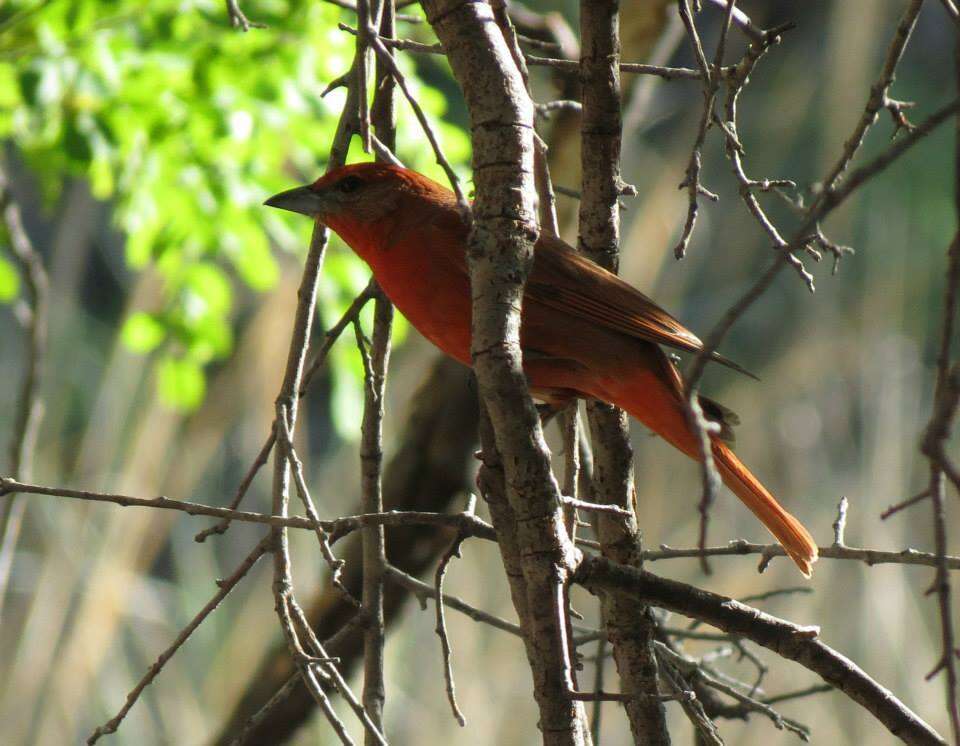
left=715, top=33, right=816, bottom=288
left=704, top=0, right=765, bottom=43
left=880, top=489, right=932, bottom=520
left=276, top=412, right=358, bottom=608
left=356, top=0, right=373, bottom=152
left=642, top=538, right=960, bottom=571
left=568, top=689, right=688, bottom=703
left=300, top=280, right=379, bottom=397
left=358, top=287, right=393, bottom=739
left=672, top=0, right=721, bottom=261
left=385, top=563, right=524, bottom=637
left=88, top=536, right=272, bottom=743
left=286, top=595, right=388, bottom=745
left=832, top=496, right=849, bottom=547
left=433, top=498, right=474, bottom=727
left=535, top=99, right=583, bottom=118
left=527, top=53, right=708, bottom=80
left=561, top=495, right=632, bottom=517
left=655, top=642, right=810, bottom=740
left=0, top=164, right=48, bottom=620
left=659, top=656, right=724, bottom=745
left=225, top=0, right=266, bottom=30
left=361, top=29, right=467, bottom=211
left=815, top=0, right=925, bottom=198
left=0, top=477, right=498, bottom=540
left=559, top=405, right=580, bottom=538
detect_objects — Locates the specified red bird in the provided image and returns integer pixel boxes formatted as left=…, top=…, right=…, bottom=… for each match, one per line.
left=266, top=163, right=818, bottom=576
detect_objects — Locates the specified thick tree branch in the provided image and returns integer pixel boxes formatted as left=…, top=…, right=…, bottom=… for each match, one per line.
left=578, top=1, right=668, bottom=742
left=574, top=557, right=947, bottom=745
left=421, top=1, right=589, bottom=742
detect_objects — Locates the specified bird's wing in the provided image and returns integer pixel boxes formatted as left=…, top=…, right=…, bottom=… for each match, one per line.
left=527, top=233, right=756, bottom=379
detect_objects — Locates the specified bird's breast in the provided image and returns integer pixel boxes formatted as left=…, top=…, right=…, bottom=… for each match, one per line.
left=362, top=241, right=473, bottom=367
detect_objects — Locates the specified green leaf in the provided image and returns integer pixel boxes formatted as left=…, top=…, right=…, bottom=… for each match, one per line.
left=17, top=68, right=41, bottom=106
left=0, top=257, right=19, bottom=302
left=157, top=355, right=205, bottom=411
left=182, top=262, right=231, bottom=316
left=3, top=0, right=471, bottom=417
left=120, top=311, right=166, bottom=352
left=63, top=116, right=93, bottom=164
left=187, top=315, right=233, bottom=361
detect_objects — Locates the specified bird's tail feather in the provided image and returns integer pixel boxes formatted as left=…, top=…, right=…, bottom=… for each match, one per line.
left=608, top=367, right=818, bottom=577
left=712, top=441, right=818, bottom=577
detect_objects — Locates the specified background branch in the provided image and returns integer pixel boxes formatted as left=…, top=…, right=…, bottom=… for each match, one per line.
left=0, top=162, right=48, bottom=621
left=575, top=557, right=947, bottom=745
left=578, top=0, right=668, bottom=741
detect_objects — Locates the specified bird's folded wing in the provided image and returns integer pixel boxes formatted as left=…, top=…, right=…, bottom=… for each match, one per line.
left=427, top=219, right=754, bottom=379
left=527, top=235, right=756, bottom=379
left=528, top=235, right=704, bottom=352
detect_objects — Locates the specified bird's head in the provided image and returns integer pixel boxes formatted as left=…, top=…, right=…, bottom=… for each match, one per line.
left=265, top=162, right=450, bottom=231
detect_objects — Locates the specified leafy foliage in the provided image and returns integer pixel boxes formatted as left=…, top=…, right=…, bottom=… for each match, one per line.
left=0, top=255, right=18, bottom=301
left=0, top=0, right=468, bottom=433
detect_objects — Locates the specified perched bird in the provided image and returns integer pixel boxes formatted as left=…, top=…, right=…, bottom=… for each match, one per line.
left=266, top=162, right=818, bottom=576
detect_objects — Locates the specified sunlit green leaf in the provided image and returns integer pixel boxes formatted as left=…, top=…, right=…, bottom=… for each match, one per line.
left=187, top=315, right=233, bottom=361
left=157, top=354, right=205, bottom=410
left=2, top=0, right=471, bottom=425
left=120, top=311, right=166, bottom=352
left=182, top=262, right=231, bottom=317
left=0, top=256, right=19, bottom=303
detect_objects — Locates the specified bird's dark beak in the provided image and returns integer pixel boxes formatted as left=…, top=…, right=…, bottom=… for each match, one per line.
left=264, top=185, right=324, bottom=217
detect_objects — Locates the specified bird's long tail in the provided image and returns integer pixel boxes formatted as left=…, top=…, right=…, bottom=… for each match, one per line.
left=711, top=440, right=818, bottom=577
left=606, top=364, right=819, bottom=577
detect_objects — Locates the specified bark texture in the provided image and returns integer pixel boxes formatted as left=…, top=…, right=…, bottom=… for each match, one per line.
left=422, top=1, right=590, bottom=742
left=579, top=1, right=669, bottom=742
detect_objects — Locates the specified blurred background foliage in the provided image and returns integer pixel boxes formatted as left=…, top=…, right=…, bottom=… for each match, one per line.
left=0, top=0, right=467, bottom=424
left=0, top=1, right=958, bottom=745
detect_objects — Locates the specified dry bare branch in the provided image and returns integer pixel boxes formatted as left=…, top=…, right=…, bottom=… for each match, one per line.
left=642, top=538, right=960, bottom=571
left=0, top=476, right=498, bottom=540
left=575, top=558, right=947, bottom=745
left=88, top=536, right=273, bottom=744
left=0, top=163, right=48, bottom=619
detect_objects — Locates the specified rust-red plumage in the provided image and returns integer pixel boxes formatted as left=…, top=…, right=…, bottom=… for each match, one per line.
left=267, top=163, right=819, bottom=576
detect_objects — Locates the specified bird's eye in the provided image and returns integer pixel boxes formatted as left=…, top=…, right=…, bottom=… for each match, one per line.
left=338, top=176, right=363, bottom=194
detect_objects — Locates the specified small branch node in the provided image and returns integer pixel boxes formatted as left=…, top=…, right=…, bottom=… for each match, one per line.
left=832, top=496, right=849, bottom=547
